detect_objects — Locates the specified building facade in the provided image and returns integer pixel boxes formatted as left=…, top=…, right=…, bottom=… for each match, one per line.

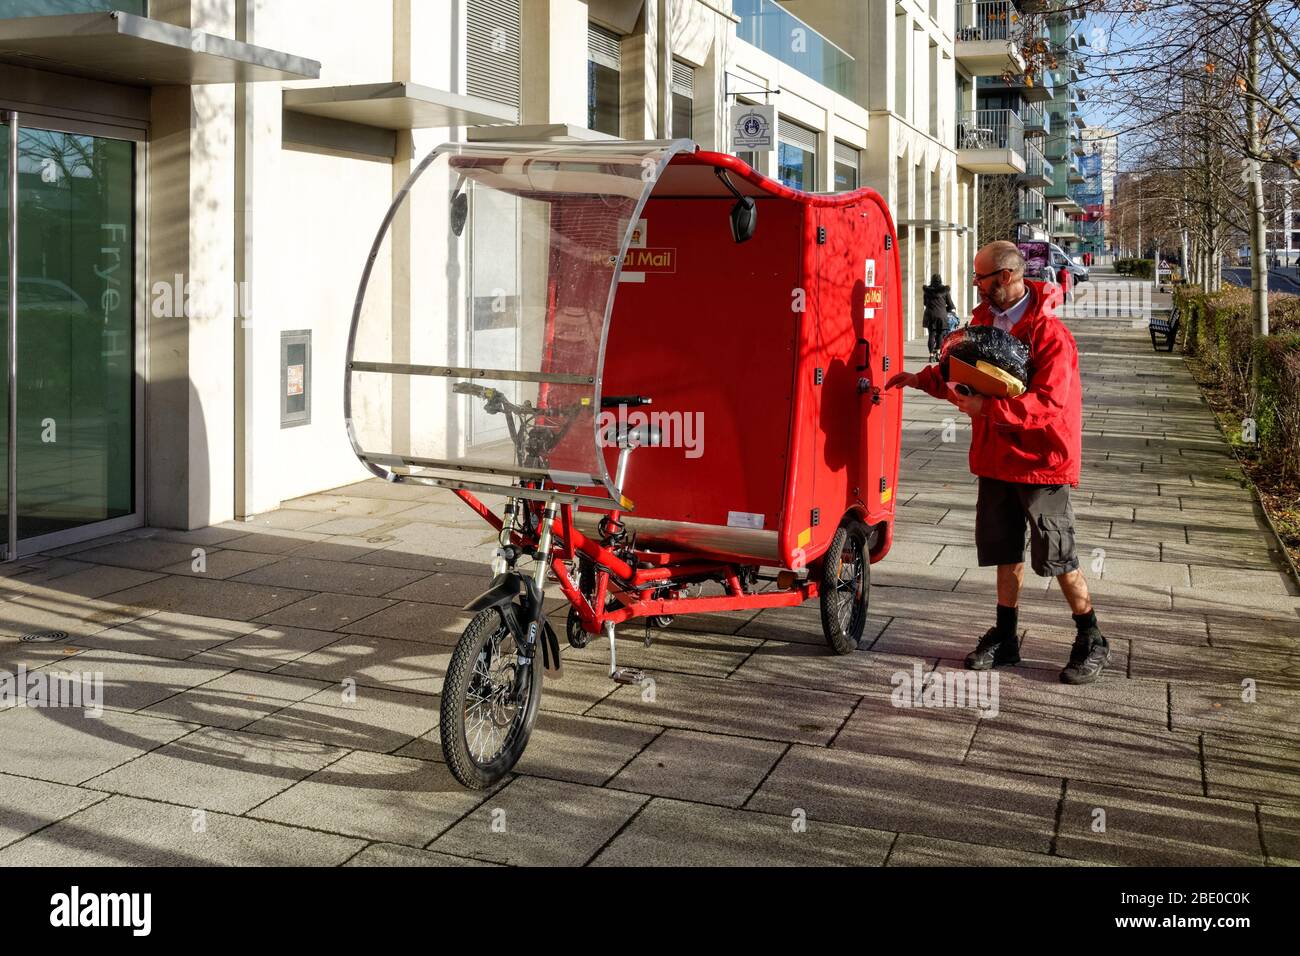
left=0, top=0, right=979, bottom=549
left=968, top=0, right=1088, bottom=254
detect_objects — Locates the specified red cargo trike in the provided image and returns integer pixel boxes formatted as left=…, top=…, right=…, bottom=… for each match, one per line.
left=346, top=140, right=903, bottom=788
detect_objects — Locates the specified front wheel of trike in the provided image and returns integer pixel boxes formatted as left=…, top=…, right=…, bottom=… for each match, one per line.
left=440, top=608, right=542, bottom=789
left=818, top=518, right=871, bottom=655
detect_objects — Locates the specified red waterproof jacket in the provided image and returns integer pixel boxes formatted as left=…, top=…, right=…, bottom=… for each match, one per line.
left=914, top=279, right=1082, bottom=486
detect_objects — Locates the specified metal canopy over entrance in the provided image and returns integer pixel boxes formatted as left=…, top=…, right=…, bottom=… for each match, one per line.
left=345, top=139, right=695, bottom=508
left=0, top=12, right=320, bottom=86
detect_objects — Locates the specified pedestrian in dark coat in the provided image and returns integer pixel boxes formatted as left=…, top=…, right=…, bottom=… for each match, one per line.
left=922, top=274, right=956, bottom=361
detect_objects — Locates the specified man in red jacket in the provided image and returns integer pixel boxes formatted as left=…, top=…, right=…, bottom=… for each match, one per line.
left=887, top=240, right=1109, bottom=684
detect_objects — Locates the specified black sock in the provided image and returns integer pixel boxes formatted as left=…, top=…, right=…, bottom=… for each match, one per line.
left=996, top=604, right=1018, bottom=640
left=1073, top=609, right=1102, bottom=641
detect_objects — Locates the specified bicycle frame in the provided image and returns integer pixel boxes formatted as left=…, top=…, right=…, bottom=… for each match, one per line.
left=451, top=486, right=818, bottom=634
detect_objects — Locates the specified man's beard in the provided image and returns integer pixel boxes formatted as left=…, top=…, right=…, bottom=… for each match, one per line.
left=989, top=280, right=1019, bottom=310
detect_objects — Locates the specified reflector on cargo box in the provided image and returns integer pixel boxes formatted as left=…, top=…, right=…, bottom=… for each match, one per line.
left=344, top=139, right=695, bottom=506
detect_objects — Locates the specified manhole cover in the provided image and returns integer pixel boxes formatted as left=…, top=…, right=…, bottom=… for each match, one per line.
left=20, top=630, right=68, bottom=644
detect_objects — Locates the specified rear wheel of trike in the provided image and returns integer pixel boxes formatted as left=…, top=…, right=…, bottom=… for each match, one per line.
left=818, top=519, right=871, bottom=655
left=440, top=608, right=542, bottom=790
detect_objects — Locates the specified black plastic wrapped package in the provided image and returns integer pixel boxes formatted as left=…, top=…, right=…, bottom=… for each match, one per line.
left=938, top=325, right=1031, bottom=385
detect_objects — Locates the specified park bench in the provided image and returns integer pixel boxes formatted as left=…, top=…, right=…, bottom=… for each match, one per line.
left=1149, top=306, right=1179, bottom=352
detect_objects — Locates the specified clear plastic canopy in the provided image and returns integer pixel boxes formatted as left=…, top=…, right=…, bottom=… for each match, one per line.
left=345, top=139, right=695, bottom=505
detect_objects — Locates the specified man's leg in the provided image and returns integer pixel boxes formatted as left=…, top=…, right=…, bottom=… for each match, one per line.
left=967, top=479, right=1027, bottom=670
left=1056, top=567, right=1092, bottom=615
left=998, top=563, right=1025, bottom=608
left=1021, top=484, right=1110, bottom=684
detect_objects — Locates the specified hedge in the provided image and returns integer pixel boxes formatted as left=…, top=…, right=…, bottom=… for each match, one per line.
left=1115, top=258, right=1154, bottom=278
left=1175, top=285, right=1300, bottom=481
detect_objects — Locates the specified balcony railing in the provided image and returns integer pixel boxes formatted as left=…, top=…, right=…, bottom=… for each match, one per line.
left=956, top=108, right=1025, bottom=153
left=735, top=0, right=855, bottom=98
left=1019, top=196, right=1046, bottom=224
left=1021, top=141, right=1053, bottom=184
left=956, top=1, right=1021, bottom=42
left=1021, top=100, right=1047, bottom=135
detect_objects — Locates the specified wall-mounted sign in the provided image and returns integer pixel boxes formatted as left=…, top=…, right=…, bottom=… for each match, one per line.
left=731, top=103, right=775, bottom=153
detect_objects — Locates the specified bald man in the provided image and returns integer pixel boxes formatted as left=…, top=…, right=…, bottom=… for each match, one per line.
left=887, top=240, right=1109, bottom=685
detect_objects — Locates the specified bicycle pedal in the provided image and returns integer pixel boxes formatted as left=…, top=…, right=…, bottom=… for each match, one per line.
left=611, top=667, right=645, bottom=686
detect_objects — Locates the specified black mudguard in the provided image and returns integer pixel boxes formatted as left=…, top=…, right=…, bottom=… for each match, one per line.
left=463, top=573, right=562, bottom=672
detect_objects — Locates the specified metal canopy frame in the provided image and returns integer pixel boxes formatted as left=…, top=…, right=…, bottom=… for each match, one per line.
left=0, top=11, right=319, bottom=86
left=343, top=139, right=697, bottom=508
left=283, top=83, right=517, bottom=131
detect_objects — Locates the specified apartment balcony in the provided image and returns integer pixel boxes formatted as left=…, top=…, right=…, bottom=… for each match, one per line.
left=956, top=109, right=1026, bottom=174
left=735, top=0, right=855, bottom=98
left=979, top=71, right=1053, bottom=104
left=1019, top=141, right=1053, bottom=187
left=1022, top=100, right=1047, bottom=137
left=1068, top=163, right=1086, bottom=184
left=955, top=1, right=1026, bottom=76
left=1018, top=197, right=1046, bottom=225
left=1044, top=131, right=1070, bottom=162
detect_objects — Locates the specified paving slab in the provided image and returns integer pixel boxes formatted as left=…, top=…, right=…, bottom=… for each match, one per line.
left=84, top=726, right=348, bottom=814
left=254, top=592, right=396, bottom=632
left=607, top=728, right=785, bottom=807
left=429, top=776, right=647, bottom=866
left=0, top=707, right=197, bottom=785
left=344, top=843, right=497, bottom=866
left=748, top=745, right=1062, bottom=854
left=586, top=669, right=855, bottom=746
left=274, top=634, right=449, bottom=696
left=0, top=772, right=107, bottom=850
left=591, top=797, right=893, bottom=866
left=1055, top=782, right=1263, bottom=866
left=965, top=709, right=1204, bottom=795
left=241, top=684, right=438, bottom=753
left=188, top=624, right=345, bottom=672
left=231, top=556, right=428, bottom=597
left=250, top=750, right=496, bottom=846
left=338, top=599, right=472, bottom=645
left=69, top=612, right=260, bottom=660
left=140, top=670, right=329, bottom=729
left=887, top=834, right=1090, bottom=867
left=729, top=642, right=917, bottom=697
left=1203, top=735, right=1300, bottom=805
left=0, top=794, right=362, bottom=866
left=100, top=575, right=313, bottom=621
left=564, top=628, right=760, bottom=679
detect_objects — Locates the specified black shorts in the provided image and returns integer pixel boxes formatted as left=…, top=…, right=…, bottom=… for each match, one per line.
left=975, top=478, right=1079, bottom=577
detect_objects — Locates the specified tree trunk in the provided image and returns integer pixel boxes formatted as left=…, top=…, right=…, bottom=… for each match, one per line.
left=1246, top=15, right=1270, bottom=337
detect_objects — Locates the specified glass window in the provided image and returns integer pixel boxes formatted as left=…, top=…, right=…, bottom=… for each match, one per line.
left=588, top=23, right=621, bottom=137
left=671, top=60, right=694, bottom=139
left=778, top=141, right=815, bottom=191
left=2, top=1, right=146, bottom=16
left=778, top=119, right=817, bottom=191
left=834, top=142, right=859, bottom=192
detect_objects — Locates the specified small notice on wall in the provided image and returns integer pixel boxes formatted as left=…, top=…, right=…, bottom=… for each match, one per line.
left=287, top=365, right=304, bottom=397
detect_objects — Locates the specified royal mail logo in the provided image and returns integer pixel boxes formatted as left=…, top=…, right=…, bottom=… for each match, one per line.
left=864, top=286, right=884, bottom=308
left=622, top=247, right=677, bottom=273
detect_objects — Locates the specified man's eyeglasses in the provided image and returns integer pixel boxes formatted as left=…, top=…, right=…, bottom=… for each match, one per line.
left=972, top=267, right=1006, bottom=283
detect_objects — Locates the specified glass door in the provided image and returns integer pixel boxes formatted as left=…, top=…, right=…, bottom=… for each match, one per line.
left=1, top=115, right=135, bottom=557
left=2, top=114, right=10, bottom=556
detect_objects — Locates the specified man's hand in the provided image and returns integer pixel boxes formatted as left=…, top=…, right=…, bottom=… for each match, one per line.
left=885, top=371, right=918, bottom=390
left=948, top=389, right=986, bottom=417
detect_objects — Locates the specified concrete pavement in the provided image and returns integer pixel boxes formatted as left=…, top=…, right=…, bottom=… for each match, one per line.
left=0, top=272, right=1297, bottom=866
